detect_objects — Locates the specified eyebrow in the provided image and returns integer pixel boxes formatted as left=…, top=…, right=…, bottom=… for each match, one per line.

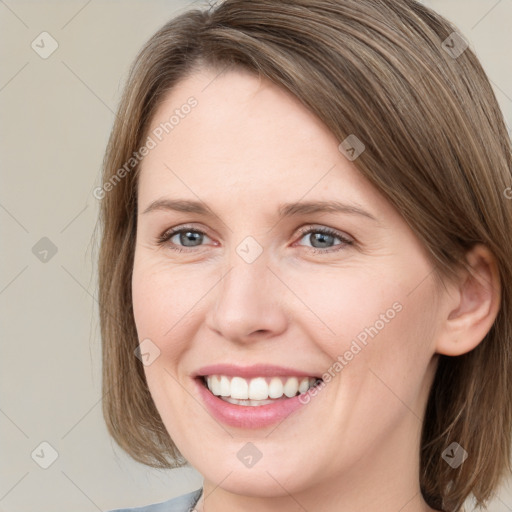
left=142, top=198, right=377, bottom=222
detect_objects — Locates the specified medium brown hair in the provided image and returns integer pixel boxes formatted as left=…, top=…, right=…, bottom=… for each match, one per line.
left=97, top=1, right=512, bottom=510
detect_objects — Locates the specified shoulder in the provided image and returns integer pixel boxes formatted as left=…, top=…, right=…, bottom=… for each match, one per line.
left=106, top=488, right=203, bottom=512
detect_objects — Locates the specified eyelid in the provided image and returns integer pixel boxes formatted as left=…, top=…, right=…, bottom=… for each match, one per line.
left=157, top=223, right=214, bottom=245
left=295, top=225, right=354, bottom=243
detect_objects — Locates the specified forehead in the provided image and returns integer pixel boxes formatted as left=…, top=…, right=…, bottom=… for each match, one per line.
left=146, top=66, right=338, bottom=161
left=138, top=66, right=389, bottom=217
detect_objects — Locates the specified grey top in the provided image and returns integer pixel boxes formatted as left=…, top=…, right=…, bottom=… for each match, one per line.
left=107, top=488, right=203, bottom=512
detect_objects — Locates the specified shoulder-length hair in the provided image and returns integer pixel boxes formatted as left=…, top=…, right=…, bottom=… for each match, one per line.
left=97, top=1, right=512, bottom=510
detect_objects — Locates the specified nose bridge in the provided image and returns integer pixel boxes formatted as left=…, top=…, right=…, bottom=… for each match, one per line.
left=207, top=242, right=287, bottom=341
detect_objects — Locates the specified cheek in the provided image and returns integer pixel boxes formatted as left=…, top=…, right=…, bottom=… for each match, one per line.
left=332, top=276, right=438, bottom=419
left=280, top=264, right=405, bottom=359
left=288, top=263, right=437, bottom=394
left=131, top=260, right=202, bottom=432
left=131, top=257, right=208, bottom=350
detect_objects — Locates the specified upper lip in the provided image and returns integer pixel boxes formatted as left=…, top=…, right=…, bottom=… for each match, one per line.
left=193, top=364, right=322, bottom=379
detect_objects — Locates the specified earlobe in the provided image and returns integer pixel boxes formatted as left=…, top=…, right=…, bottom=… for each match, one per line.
left=435, top=244, right=501, bottom=357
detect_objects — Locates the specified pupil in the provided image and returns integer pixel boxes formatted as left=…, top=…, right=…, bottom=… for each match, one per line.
left=312, top=233, right=333, bottom=248
left=181, top=231, right=201, bottom=247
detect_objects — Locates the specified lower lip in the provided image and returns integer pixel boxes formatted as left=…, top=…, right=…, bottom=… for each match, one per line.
left=194, top=378, right=316, bottom=429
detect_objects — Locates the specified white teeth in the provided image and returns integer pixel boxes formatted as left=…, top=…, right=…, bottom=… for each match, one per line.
left=204, top=375, right=319, bottom=402
left=231, top=377, right=249, bottom=399
left=283, top=377, right=299, bottom=398
left=268, top=377, right=284, bottom=398
left=299, top=377, right=310, bottom=394
left=219, top=375, right=230, bottom=396
left=211, top=375, right=220, bottom=392
left=248, top=377, right=268, bottom=400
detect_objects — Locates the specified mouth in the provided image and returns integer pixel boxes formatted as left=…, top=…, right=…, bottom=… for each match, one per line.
left=192, top=364, right=325, bottom=428
left=198, top=374, right=323, bottom=406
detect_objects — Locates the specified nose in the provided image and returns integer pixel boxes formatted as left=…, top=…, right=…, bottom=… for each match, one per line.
left=205, top=252, right=288, bottom=344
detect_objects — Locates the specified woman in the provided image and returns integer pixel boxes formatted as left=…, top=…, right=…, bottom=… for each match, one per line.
left=97, top=1, right=512, bottom=511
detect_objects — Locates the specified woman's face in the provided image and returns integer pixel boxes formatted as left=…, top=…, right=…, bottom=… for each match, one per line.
left=132, top=66, right=444, bottom=502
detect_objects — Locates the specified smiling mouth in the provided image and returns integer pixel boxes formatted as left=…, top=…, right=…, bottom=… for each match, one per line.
left=199, top=375, right=323, bottom=406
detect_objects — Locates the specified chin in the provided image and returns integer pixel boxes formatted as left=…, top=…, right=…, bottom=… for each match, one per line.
left=195, top=455, right=319, bottom=499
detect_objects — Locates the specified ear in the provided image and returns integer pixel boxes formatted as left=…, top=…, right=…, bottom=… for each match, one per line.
left=435, top=244, right=501, bottom=356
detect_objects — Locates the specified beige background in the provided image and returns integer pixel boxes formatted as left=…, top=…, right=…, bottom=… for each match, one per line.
left=1, top=1, right=511, bottom=511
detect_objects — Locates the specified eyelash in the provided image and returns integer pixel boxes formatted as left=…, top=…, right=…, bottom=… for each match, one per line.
left=155, top=224, right=354, bottom=255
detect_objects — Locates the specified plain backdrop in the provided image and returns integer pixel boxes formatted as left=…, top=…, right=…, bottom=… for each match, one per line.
left=1, top=1, right=511, bottom=511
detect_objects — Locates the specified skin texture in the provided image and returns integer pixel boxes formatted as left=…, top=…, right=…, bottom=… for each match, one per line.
left=131, top=66, right=500, bottom=512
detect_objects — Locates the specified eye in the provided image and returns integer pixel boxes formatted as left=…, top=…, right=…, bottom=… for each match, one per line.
left=155, top=224, right=354, bottom=254
left=156, top=225, right=213, bottom=253
left=295, top=226, right=353, bottom=254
